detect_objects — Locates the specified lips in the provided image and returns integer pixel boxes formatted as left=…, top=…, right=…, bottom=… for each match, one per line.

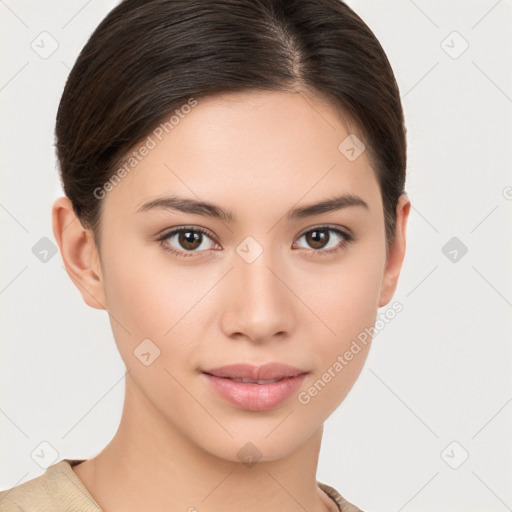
left=201, top=363, right=309, bottom=411
left=202, top=362, right=308, bottom=381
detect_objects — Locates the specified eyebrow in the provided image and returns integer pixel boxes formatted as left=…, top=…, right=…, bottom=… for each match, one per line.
left=136, top=193, right=369, bottom=222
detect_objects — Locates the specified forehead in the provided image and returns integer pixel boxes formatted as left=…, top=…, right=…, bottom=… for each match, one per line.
left=103, top=90, right=380, bottom=218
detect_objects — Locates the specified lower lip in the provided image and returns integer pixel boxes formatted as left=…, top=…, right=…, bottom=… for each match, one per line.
left=202, top=372, right=308, bottom=412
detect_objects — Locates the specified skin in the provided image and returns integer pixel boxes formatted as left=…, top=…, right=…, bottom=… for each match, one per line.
left=52, top=89, right=410, bottom=512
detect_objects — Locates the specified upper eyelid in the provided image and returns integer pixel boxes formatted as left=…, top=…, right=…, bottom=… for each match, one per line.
left=297, top=224, right=351, bottom=236
left=158, top=225, right=214, bottom=237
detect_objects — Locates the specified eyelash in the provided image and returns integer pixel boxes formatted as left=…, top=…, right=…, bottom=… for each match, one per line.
left=157, top=225, right=354, bottom=259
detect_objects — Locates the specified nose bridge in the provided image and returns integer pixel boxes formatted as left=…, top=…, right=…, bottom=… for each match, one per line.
left=221, top=238, right=294, bottom=341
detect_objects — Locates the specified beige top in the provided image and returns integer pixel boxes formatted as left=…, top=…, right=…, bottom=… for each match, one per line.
left=0, top=459, right=364, bottom=512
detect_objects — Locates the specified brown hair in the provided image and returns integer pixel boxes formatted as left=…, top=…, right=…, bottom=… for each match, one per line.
left=55, top=0, right=407, bottom=254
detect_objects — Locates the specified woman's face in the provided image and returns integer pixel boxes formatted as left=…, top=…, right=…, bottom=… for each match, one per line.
left=71, top=90, right=408, bottom=462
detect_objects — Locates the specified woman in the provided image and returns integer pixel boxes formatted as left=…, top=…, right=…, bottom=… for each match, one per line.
left=0, top=0, right=410, bottom=510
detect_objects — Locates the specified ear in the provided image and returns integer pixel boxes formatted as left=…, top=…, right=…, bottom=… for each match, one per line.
left=52, top=196, right=107, bottom=310
left=378, top=193, right=411, bottom=308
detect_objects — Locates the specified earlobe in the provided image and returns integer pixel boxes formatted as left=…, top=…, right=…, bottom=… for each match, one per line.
left=51, top=196, right=107, bottom=310
left=378, top=194, right=411, bottom=308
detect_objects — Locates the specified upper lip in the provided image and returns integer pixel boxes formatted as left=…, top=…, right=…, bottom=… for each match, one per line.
left=203, top=363, right=308, bottom=381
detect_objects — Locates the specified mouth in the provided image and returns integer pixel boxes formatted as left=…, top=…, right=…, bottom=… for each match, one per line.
left=202, top=362, right=308, bottom=381
left=213, top=376, right=289, bottom=384
left=201, top=363, right=309, bottom=411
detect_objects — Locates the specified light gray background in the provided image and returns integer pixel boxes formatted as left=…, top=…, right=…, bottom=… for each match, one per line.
left=1, top=1, right=511, bottom=511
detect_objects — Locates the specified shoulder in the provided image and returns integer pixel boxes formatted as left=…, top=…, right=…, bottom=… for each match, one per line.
left=0, top=468, right=52, bottom=512
left=0, top=459, right=102, bottom=512
left=0, top=490, right=23, bottom=512
left=318, top=481, right=367, bottom=512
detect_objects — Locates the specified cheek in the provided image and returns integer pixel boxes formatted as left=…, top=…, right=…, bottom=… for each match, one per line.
left=100, top=242, right=213, bottom=368
left=302, top=250, right=383, bottom=341
left=297, top=250, right=383, bottom=405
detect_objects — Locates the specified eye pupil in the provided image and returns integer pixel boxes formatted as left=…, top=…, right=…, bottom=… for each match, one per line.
left=307, top=229, right=329, bottom=250
left=179, top=230, right=202, bottom=250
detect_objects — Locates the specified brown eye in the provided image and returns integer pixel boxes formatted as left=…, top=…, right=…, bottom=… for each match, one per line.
left=178, top=230, right=203, bottom=250
left=305, top=229, right=330, bottom=250
left=294, top=226, right=353, bottom=255
left=158, top=227, right=217, bottom=258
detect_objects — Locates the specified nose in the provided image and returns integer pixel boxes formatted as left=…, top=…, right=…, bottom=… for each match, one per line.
left=220, top=246, right=296, bottom=344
